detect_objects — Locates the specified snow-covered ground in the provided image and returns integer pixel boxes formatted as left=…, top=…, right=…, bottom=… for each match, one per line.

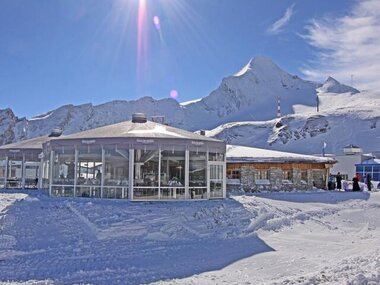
left=0, top=190, right=379, bottom=284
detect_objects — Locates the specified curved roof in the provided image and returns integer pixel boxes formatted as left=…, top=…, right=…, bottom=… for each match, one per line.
left=50, top=120, right=222, bottom=143
left=226, top=144, right=335, bottom=164
left=358, top=158, right=380, bottom=165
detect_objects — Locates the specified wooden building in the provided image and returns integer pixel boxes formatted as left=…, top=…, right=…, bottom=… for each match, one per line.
left=226, top=145, right=335, bottom=192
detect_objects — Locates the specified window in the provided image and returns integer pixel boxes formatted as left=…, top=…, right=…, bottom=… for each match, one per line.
left=301, top=170, right=308, bottom=182
left=227, top=169, right=240, bottom=179
left=160, top=150, right=186, bottom=199
left=210, top=165, right=224, bottom=198
left=209, top=152, right=224, bottom=162
left=103, top=147, right=129, bottom=199
left=255, top=170, right=269, bottom=180
left=189, top=151, right=207, bottom=199
left=283, top=170, right=292, bottom=181
left=133, top=149, right=160, bottom=200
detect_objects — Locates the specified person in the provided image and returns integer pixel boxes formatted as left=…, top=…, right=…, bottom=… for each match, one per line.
left=96, top=170, right=102, bottom=181
left=352, top=176, right=360, bottom=192
left=336, top=172, right=342, bottom=191
left=366, top=174, right=372, bottom=191
left=67, top=162, right=75, bottom=179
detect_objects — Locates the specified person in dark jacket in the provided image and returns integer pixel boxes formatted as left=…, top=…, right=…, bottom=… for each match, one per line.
left=352, top=176, right=360, bottom=191
left=366, top=174, right=372, bottom=191
left=336, top=172, right=342, bottom=190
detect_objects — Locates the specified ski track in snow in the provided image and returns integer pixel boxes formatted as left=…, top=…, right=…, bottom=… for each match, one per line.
left=0, top=190, right=379, bottom=285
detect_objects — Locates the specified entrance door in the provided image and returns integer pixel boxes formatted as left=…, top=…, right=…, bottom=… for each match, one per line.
left=209, top=163, right=224, bottom=198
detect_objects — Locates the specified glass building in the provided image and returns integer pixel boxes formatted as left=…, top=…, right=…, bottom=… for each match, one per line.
left=42, top=114, right=226, bottom=200
left=0, top=135, right=51, bottom=189
left=355, top=158, right=380, bottom=182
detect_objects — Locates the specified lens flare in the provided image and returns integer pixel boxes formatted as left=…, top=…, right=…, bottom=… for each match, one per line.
left=170, top=89, right=178, bottom=99
left=137, top=0, right=148, bottom=78
left=153, top=16, right=160, bottom=30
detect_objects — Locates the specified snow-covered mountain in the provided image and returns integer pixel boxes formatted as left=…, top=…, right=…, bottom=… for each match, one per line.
left=0, top=56, right=322, bottom=145
left=207, top=88, right=380, bottom=155
left=318, top=76, right=359, bottom=94
left=1, top=55, right=375, bottom=155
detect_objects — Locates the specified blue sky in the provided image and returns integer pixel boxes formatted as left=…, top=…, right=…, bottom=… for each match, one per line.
left=1, top=0, right=378, bottom=118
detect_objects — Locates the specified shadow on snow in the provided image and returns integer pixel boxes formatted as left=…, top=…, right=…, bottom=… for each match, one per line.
left=252, top=191, right=370, bottom=204
left=0, top=190, right=274, bottom=285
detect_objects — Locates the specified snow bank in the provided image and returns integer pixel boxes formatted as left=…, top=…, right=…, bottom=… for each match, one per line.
left=0, top=191, right=379, bottom=285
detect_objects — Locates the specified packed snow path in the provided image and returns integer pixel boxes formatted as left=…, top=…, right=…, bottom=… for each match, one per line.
left=0, top=190, right=379, bottom=284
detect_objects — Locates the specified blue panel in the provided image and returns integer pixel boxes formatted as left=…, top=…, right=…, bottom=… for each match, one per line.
left=373, top=166, right=380, bottom=172
left=356, top=166, right=363, bottom=172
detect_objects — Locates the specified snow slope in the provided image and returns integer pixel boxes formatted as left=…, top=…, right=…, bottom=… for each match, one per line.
left=208, top=88, right=380, bottom=154
left=0, top=190, right=379, bottom=284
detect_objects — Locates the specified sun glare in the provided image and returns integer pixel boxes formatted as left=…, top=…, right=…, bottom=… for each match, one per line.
left=106, top=0, right=211, bottom=100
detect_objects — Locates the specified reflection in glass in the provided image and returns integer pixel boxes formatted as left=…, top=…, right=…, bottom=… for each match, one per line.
left=0, top=158, right=5, bottom=188
left=103, top=147, right=129, bottom=199
left=52, top=147, right=75, bottom=196
left=189, top=151, right=207, bottom=199
left=160, top=150, right=185, bottom=199
left=24, top=161, right=40, bottom=188
left=133, top=149, right=159, bottom=200
left=76, top=146, right=102, bottom=198
left=6, top=158, right=22, bottom=188
left=210, top=164, right=224, bottom=198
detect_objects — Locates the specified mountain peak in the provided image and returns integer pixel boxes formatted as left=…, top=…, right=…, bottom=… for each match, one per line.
left=319, top=76, right=359, bottom=94
left=325, top=76, right=340, bottom=84
left=235, top=56, right=285, bottom=77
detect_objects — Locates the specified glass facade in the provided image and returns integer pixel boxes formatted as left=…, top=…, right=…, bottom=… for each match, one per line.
left=43, top=139, right=225, bottom=200
left=0, top=119, right=226, bottom=200
left=160, top=150, right=186, bottom=199
left=51, top=147, right=75, bottom=197
left=189, top=151, right=207, bottom=199
left=76, top=146, right=102, bottom=198
left=0, top=157, right=5, bottom=188
left=210, top=164, right=223, bottom=198
left=103, top=146, right=129, bottom=199
left=133, top=149, right=160, bottom=200
left=24, top=161, right=40, bottom=188
left=6, top=154, right=23, bottom=188
left=356, top=164, right=380, bottom=182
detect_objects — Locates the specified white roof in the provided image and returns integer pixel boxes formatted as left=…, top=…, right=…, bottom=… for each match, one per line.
left=226, top=144, right=335, bottom=163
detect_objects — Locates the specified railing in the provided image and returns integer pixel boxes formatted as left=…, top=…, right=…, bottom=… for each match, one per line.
left=160, top=187, right=186, bottom=199
left=133, top=187, right=159, bottom=200
left=51, top=184, right=128, bottom=199
left=6, top=179, right=22, bottom=189
left=103, top=186, right=128, bottom=199
left=76, top=186, right=101, bottom=198
left=189, top=186, right=207, bottom=199
left=51, top=185, right=74, bottom=197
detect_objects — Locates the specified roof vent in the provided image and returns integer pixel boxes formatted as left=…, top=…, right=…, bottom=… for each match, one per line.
left=48, top=128, right=63, bottom=137
left=132, top=113, right=147, bottom=123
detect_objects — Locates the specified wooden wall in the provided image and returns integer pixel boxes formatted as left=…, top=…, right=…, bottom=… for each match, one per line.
left=227, top=162, right=330, bottom=171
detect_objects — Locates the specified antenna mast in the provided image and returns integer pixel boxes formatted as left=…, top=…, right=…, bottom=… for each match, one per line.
left=277, top=97, right=281, bottom=118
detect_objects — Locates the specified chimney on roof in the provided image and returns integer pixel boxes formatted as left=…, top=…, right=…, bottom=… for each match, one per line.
left=132, top=113, right=147, bottom=123
left=49, top=128, right=63, bottom=137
